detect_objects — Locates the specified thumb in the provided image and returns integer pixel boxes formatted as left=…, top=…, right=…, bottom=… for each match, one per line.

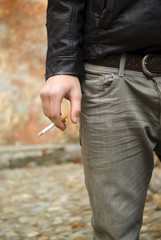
left=70, top=94, right=81, bottom=124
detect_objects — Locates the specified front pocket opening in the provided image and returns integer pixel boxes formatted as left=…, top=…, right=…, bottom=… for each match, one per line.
left=101, top=73, right=115, bottom=92
left=82, top=72, right=118, bottom=99
left=102, top=79, right=113, bottom=92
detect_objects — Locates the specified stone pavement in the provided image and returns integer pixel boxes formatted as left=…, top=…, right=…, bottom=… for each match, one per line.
left=0, top=163, right=161, bottom=240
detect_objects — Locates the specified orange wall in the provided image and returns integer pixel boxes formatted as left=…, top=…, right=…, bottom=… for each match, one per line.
left=0, top=0, right=79, bottom=145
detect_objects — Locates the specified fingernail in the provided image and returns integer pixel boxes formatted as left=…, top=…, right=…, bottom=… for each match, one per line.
left=73, top=117, right=78, bottom=123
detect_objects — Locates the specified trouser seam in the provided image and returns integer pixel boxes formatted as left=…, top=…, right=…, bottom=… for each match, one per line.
left=152, top=78, right=161, bottom=125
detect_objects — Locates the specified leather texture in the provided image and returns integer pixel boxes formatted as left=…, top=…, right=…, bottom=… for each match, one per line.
left=45, top=0, right=161, bottom=80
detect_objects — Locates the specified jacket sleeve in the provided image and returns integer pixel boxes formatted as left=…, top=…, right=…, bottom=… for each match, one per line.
left=45, top=0, right=85, bottom=80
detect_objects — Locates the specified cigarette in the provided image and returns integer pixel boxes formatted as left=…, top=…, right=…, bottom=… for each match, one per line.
left=38, top=114, right=68, bottom=137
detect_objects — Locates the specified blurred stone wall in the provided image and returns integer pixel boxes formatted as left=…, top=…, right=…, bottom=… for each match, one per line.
left=0, top=0, right=79, bottom=145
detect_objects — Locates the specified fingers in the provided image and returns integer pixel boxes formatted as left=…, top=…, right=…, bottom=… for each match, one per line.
left=40, top=88, right=66, bottom=131
left=40, top=93, right=50, bottom=118
left=40, top=75, right=82, bottom=131
left=49, top=94, right=66, bottom=131
left=70, top=91, right=82, bottom=124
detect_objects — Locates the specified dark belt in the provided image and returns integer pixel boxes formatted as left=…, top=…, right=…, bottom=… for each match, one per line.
left=86, top=53, right=161, bottom=77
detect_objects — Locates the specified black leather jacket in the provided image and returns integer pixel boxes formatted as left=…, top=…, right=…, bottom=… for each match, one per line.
left=45, top=0, right=161, bottom=80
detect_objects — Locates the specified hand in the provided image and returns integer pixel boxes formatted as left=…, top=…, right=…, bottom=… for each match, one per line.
left=40, top=75, right=82, bottom=131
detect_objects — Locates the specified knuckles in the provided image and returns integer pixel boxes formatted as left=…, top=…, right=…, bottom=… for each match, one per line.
left=49, top=114, right=57, bottom=120
left=40, top=90, right=47, bottom=99
left=40, top=90, right=58, bottom=99
left=71, top=91, right=82, bottom=101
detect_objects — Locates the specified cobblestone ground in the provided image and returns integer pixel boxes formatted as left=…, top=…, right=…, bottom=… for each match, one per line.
left=0, top=163, right=161, bottom=240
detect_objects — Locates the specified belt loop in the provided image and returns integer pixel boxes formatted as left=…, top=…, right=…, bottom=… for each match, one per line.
left=118, top=53, right=126, bottom=77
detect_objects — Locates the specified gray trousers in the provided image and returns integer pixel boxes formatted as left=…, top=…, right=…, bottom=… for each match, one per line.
left=80, top=55, right=161, bottom=240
